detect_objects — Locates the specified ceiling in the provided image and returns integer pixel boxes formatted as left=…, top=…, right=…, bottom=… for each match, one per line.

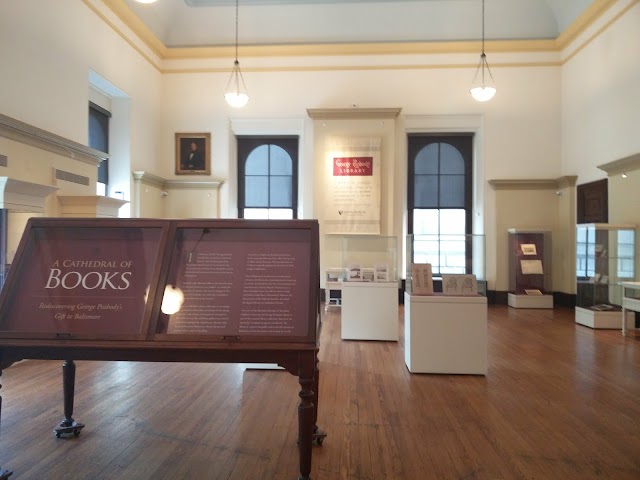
left=120, top=0, right=596, bottom=49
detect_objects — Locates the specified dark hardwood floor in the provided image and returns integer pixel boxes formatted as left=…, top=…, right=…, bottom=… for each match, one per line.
left=1, top=305, right=640, bottom=479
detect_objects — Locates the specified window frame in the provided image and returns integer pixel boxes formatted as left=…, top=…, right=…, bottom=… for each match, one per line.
left=237, top=136, right=299, bottom=219
left=407, top=133, right=474, bottom=275
left=89, top=101, right=111, bottom=191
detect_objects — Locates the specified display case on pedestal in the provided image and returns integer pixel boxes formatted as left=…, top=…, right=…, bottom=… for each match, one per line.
left=575, top=223, right=636, bottom=329
left=404, top=234, right=487, bottom=375
left=323, top=235, right=399, bottom=340
left=507, top=229, right=553, bottom=309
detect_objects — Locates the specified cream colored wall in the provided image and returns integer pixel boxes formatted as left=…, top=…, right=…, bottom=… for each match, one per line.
left=608, top=174, right=640, bottom=225
left=0, top=0, right=162, bottom=173
left=555, top=183, right=577, bottom=294
left=138, top=184, right=166, bottom=218
left=561, top=1, right=640, bottom=184
left=6, top=212, right=42, bottom=264
left=164, top=188, right=219, bottom=219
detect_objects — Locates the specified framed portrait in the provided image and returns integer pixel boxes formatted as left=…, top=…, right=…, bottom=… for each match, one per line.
left=175, top=133, right=211, bottom=175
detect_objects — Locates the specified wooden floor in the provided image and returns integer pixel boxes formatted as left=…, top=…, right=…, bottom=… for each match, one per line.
left=1, top=305, right=640, bottom=479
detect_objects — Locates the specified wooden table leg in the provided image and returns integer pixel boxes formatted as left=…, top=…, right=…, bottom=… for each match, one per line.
left=312, top=354, right=326, bottom=445
left=53, top=360, right=84, bottom=438
left=298, top=374, right=314, bottom=480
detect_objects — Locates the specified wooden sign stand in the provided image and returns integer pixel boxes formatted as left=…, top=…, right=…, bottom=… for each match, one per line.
left=0, top=218, right=325, bottom=480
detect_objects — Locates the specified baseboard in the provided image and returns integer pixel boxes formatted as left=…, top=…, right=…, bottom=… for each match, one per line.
left=487, top=290, right=508, bottom=305
left=322, top=287, right=580, bottom=309
left=553, top=292, right=576, bottom=308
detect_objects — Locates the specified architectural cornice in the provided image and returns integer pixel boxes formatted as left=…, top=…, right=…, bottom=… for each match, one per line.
left=133, top=171, right=225, bottom=190
left=95, top=0, right=626, bottom=71
left=0, top=114, right=106, bottom=167
left=489, top=176, right=577, bottom=190
left=307, top=108, right=401, bottom=120
left=597, top=153, right=640, bottom=176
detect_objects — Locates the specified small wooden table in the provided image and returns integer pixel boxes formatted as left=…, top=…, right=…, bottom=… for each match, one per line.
left=621, top=281, right=640, bottom=336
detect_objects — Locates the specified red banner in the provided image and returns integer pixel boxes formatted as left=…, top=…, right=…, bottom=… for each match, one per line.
left=333, top=157, right=373, bottom=176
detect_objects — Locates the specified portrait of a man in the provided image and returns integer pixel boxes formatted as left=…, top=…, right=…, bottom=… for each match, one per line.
left=175, top=133, right=211, bottom=175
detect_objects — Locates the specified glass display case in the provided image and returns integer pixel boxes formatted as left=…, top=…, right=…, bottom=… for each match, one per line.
left=322, top=235, right=398, bottom=311
left=323, top=234, right=398, bottom=284
left=405, top=234, right=486, bottom=296
left=507, top=229, right=553, bottom=308
left=575, top=223, right=636, bottom=328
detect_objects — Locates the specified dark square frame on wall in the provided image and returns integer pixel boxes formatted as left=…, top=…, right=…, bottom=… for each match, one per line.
left=175, top=133, right=211, bottom=175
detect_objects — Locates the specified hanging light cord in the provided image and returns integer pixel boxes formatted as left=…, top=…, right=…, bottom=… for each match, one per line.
left=481, top=0, right=485, bottom=56
left=234, top=0, right=239, bottom=64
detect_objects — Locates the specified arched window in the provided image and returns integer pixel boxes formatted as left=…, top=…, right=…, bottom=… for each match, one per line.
left=238, top=137, right=298, bottom=219
left=407, top=134, right=473, bottom=274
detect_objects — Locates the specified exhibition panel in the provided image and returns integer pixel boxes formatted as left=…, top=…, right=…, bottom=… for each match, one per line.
left=507, top=228, right=553, bottom=309
left=0, top=218, right=323, bottom=480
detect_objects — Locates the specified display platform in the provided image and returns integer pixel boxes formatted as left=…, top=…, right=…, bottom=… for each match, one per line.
left=575, top=306, right=635, bottom=330
left=622, top=282, right=640, bottom=336
left=508, top=293, right=554, bottom=309
left=404, top=292, right=487, bottom=375
left=341, top=282, right=398, bottom=341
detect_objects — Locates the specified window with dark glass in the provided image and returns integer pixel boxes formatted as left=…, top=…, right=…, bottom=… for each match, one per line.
left=237, top=136, right=298, bottom=219
left=408, top=134, right=473, bottom=274
left=89, top=102, right=111, bottom=195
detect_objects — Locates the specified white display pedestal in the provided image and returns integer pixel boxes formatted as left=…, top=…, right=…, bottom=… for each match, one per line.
left=575, top=306, right=635, bottom=329
left=404, top=292, right=487, bottom=375
left=341, top=282, right=398, bottom=341
left=621, top=282, right=640, bottom=335
left=324, top=280, right=342, bottom=312
left=508, top=293, right=553, bottom=309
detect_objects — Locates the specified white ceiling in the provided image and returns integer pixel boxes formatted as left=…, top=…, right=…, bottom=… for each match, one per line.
left=122, top=0, right=595, bottom=48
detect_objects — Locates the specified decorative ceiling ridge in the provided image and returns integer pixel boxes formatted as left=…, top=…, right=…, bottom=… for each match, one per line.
left=95, top=0, right=624, bottom=67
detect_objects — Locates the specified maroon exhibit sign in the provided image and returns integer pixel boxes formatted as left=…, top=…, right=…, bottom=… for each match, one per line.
left=0, top=223, right=165, bottom=337
left=333, top=157, right=373, bottom=176
left=157, top=227, right=313, bottom=340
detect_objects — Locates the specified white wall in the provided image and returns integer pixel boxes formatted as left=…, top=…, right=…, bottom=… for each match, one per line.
left=0, top=0, right=162, bottom=175
left=562, top=1, right=640, bottom=184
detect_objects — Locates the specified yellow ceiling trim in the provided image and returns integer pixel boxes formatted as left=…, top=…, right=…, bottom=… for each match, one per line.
left=164, top=39, right=558, bottom=59
left=82, top=0, right=162, bottom=72
left=555, top=0, right=618, bottom=49
left=93, top=0, right=635, bottom=70
left=162, top=61, right=561, bottom=75
left=561, top=0, right=639, bottom=65
left=98, top=0, right=167, bottom=58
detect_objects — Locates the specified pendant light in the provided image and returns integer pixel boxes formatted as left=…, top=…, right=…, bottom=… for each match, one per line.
left=225, top=0, right=249, bottom=108
left=470, top=0, right=496, bottom=102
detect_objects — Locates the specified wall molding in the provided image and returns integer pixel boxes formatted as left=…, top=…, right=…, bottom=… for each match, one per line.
left=307, top=108, right=401, bottom=120
left=165, top=180, right=225, bottom=190
left=0, top=177, right=58, bottom=213
left=0, top=114, right=105, bottom=167
left=489, top=176, right=577, bottom=190
left=597, top=152, right=640, bottom=176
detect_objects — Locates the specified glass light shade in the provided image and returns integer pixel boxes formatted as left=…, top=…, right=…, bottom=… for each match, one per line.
left=470, top=86, right=497, bottom=102
left=225, top=91, right=249, bottom=108
left=225, top=61, right=249, bottom=108
left=161, top=285, right=184, bottom=315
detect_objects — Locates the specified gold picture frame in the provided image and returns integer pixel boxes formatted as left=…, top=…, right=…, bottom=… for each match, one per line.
left=175, top=133, right=211, bottom=175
